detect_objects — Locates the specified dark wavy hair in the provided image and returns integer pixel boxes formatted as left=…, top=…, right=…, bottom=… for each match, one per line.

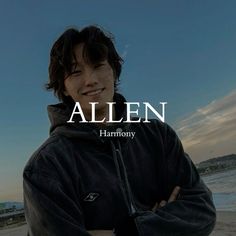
left=45, top=25, right=123, bottom=103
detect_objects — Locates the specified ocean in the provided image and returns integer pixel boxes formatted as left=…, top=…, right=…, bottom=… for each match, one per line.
left=202, top=168, right=236, bottom=211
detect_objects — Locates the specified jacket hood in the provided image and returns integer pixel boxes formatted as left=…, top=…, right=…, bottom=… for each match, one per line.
left=47, top=93, right=131, bottom=140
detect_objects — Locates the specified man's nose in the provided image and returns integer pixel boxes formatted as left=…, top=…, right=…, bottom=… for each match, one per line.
left=84, top=69, right=98, bottom=86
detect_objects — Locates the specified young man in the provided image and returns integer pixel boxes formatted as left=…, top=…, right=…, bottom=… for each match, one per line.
left=23, top=26, right=216, bottom=236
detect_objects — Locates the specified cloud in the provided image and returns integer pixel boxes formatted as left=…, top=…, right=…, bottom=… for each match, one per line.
left=175, top=90, right=236, bottom=163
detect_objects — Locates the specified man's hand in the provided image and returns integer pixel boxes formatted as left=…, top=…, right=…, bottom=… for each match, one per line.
left=152, top=186, right=181, bottom=211
left=88, top=187, right=180, bottom=235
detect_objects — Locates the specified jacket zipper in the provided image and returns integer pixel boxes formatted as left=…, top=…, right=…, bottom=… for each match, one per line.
left=111, top=140, right=137, bottom=217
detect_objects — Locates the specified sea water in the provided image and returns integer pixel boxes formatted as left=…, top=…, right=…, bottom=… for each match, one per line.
left=202, top=168, right=236, bottom=211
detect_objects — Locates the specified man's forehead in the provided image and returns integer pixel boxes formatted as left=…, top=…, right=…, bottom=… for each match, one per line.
left=71, top=58, right=107, bottom=68
left=70, top=43, right=108, bottom=68
left=71, top=43, right=84, bottom=63
left=71, top=59, right=91, bottom=67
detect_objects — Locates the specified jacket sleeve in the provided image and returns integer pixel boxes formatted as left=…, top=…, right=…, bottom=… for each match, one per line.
left=134, top=123, right=216, bottom=236
left=23, top=151, right=91, bottom=236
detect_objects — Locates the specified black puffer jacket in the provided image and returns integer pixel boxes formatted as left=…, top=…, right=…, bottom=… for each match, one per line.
left=23, top=94, right=216, bottom=236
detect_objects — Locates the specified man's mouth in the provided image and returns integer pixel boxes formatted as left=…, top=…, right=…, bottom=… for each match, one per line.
left=82, top=88, right=105, bottom=96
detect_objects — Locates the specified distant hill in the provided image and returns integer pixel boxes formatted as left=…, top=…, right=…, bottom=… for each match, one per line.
left=0, top=202, right=23, bottom=211
left=196, top=154, right=236, bottom=175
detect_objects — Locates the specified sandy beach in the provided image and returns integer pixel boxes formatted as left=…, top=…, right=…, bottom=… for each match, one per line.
left=210, top=211, right=236, bottom=236
left=0, top=211, right=235, bottom=235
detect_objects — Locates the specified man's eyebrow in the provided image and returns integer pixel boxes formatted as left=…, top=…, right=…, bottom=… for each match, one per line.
left=71, top=62, right=82, bottom=69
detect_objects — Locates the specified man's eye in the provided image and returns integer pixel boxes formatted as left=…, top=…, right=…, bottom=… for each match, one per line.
left=71, top=70, right=82, bottom=76
left=94, top=63, right=105, bottom=69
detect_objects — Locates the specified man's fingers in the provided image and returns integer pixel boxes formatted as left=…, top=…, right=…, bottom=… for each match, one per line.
left=152, top=200, right=167, bottom=210
left=159, top=200, right=167, bottom=208
left=168, top=186, right=181, bottom=203
left=152, top=186, right=181, bottom=211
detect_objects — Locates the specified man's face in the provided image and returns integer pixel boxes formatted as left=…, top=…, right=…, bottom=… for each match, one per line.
left=64, top=43, right=115, bottom=117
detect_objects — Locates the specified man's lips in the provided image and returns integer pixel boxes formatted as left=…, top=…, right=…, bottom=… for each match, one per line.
left=82, top=88, right=105, bottom=96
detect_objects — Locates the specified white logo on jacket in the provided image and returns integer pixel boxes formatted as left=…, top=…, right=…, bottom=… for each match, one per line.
left=83, top=193, right=100, bottom=202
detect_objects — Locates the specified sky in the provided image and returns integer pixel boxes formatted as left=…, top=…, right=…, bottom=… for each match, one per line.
left=0, top=0, right=236, bottom=201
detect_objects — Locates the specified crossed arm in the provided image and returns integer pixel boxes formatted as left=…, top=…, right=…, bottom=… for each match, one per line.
left=24, top=124, right=215, bottom=236
left=88, top=186, right=181, bottom=236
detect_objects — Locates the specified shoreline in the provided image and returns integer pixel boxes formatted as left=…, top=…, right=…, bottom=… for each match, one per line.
left=0, top=211, right=235, bottom=235
left=199, top=166, right=236, bottom=177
